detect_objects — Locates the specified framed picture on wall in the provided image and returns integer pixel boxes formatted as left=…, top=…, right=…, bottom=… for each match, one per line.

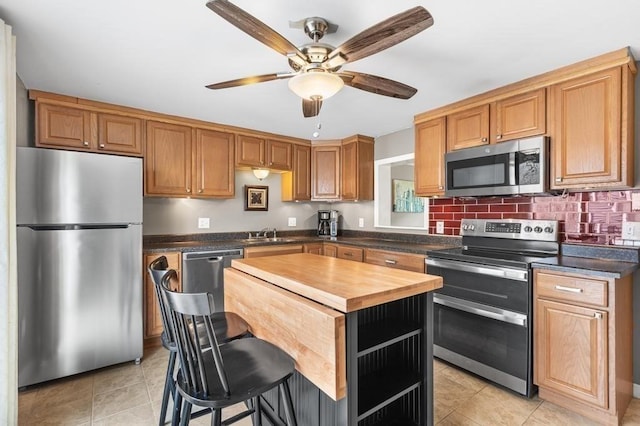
left=244, top=185, right=269, bottom=211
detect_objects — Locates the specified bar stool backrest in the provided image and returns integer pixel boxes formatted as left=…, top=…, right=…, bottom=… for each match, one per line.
left=148, top=256, right=176, bottom=344
left=160, top=269, right=231, bottom=398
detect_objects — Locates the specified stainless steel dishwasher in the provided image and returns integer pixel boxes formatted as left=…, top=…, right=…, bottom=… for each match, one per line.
left=182, top=248, right=244, bottom=311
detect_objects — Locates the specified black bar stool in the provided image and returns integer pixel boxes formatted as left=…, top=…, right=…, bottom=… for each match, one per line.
left=148, top=256, right=250, bottom=425
left=160, top=269, right=297, bottom=426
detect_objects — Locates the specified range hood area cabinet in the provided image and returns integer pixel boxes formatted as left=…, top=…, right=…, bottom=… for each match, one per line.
left=235, top=134, right=293, bottom=171
left=413, top=47, right=636, bottom=195
left=31, top=93, right=143, bottom=157
left=145, top=121, right=235, bottom=198
left=311, top=135, right=374, bottom=201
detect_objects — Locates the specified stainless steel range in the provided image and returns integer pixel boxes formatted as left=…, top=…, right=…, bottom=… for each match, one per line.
left=426, top=218, right=559, bottom=397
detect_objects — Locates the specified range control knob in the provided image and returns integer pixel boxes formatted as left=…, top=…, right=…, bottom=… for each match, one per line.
left=544, top=226, right=554, bottom=233
left=534, top=226, right=543, bottom=233
left=524, top=226, right=533, bottom=233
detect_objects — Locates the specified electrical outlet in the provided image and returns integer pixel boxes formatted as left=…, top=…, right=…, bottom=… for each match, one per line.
left=288, top=217, right=297, bottom=227
left=436, top=221, right=445, bottom=234
left=358, top=218, right=365, bottom=228
left=197, top=217, right=210, bottom=229
left=622, top=221, right=640, bottom=240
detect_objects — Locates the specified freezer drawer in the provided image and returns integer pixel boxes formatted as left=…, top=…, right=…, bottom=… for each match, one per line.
left=17, top=225, right=143, bottom=387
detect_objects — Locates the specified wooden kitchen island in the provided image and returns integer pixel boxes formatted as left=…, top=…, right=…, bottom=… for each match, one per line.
left=224, top=253, right=443, bottom=426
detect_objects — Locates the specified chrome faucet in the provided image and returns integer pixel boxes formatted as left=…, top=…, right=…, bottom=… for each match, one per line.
left=256, top=227, right=277, bottom=238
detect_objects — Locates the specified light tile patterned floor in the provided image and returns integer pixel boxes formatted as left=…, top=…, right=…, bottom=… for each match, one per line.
left=17, top=347, right=640, bottom=425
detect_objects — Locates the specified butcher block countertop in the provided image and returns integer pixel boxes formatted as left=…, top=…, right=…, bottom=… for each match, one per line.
left=230, top=253, right=443, bottom=313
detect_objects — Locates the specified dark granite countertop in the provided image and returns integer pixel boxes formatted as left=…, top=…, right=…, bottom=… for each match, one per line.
left=532, top=243, right=640, bottom=278
left=143, top=232, right=459, bottom=256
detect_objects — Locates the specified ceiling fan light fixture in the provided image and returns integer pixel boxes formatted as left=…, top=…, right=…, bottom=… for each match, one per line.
left=252, top=168, right=270, bottom=180
left=288, top=71, right=344, bottom=101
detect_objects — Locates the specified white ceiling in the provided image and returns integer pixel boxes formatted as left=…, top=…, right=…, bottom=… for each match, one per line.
left=2, top=0, right=640, bottom=140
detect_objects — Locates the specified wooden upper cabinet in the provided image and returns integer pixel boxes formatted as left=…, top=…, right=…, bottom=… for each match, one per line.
left=312, top=144, right=341, bottom=200
left=35, top=102, right=143, bottom=156
left=341, top=135, right=374, bottom=201
left=549, top=66, right=633, bottom=189
left=446, top=104, right=490, bottom=151
left=282, top=144, right=311, bottom=201
left=236, top=134, right=266, bottom=167
left=415, top=117, right=446, bottom=197
left=36, top=103, right=95, bottom=150
left=97, top=113, right=143, bottom=155
left=492, top=88, right=546, bottom=143
left=145, top=121, right=193, bottom=196
left=266, top=139, right=292, bottom=170
left=194, top=129, right=235, bottom=197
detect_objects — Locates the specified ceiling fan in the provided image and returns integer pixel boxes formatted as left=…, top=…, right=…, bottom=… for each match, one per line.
left=205, top=0, right=434, bottom=117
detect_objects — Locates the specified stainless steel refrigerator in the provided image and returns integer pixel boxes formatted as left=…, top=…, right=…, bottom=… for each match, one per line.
left=16, top=147, right=143, bottom=387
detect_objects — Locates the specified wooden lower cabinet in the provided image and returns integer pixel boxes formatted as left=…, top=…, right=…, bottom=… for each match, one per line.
left=243, top=244, right=303, bottom=258
left=304, top=243, right=323, bottom=255
left=533, top=269, right=633, bottom=425
left=143, top=251, right=181, bottom=341
left=323, top=243, right=338, bottom=258
left=364, top=248, right=425, bottom=273
left=336, top=245, right=363, bottom=262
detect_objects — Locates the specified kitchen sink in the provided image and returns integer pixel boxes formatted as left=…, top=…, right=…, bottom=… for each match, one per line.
left=236, top=237, right=296, bottom=244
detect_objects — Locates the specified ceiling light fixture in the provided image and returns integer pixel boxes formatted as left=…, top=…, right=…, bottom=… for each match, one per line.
left=252, top=168, right=270, bottom=180
left=288, top=70, right=344, bottom=101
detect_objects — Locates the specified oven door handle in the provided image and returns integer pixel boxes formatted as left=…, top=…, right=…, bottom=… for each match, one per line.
left=426, top=257, right=528, bottom=282
left=434, top=294, right=528, bottom=327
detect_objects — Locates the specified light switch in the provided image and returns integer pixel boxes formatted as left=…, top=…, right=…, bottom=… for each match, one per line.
left=358, top=218, right=365, bottom=228
left=436, top=221, right=445, bottom=234
left=288, top=217, right=297, bottom=227
left=198, top=217, right=210, bottom=229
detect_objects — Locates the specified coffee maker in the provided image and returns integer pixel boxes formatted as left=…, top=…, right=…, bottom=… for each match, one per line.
left=318, top=210, right=339, bottom=237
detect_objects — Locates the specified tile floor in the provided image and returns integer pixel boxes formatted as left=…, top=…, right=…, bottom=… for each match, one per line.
left=18, top=346, right=640, bottom=425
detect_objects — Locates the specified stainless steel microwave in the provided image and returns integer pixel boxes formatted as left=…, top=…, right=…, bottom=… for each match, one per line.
left=444, top=136, right=549, bottom=197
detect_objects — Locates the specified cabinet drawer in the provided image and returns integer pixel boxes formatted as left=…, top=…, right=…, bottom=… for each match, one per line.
left=365, top=249, right=425, bottom=273
left=535, top=271, right=608, bottom=307
left=337, top=246, right=363, bottom=262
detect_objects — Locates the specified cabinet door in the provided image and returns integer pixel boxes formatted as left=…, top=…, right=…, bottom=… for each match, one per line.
left=97, top=113, right=143, bottom=156
left=341, top=137, right=374, bottom=201
left=549, top=68, right=623, bottom=189
left=535, top=298, right=608, bottom=409
left=144, top=252, right=181, bottom=339
left=145, top=121, right=193, bottom=196
left=194, top=129, right=235, bottom=198
left=282, top=144, right=311, bottom=201
left=415, top=117, right=446, bottom=196
left=266, top=139, right=292, bottom=170
left=323, top=244, right=338, bottom=257
left=236, top=134, right=266, bottom=167
left=312, top=145, right=341, bottom=200
left=493, top=88, right=546, bottom=143
left=304, top=243, right=323, bottom=255
left=446, top=104, right=490, bottom=151
left=36, top=103, right=95, bottom=150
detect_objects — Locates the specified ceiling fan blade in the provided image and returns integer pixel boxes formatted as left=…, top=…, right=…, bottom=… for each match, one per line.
left=206, top=0, right=308, bottom=67
left=338, top=71, right=417, bottom=99
left=206, top=73, right=294, bottom=90
left=302, top=98, right=323, bottom=117
left=325, top=6, right=433, bottom=68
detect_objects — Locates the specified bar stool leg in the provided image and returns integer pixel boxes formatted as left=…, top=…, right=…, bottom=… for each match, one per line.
left=160, top=351, right=177, bottom=425
left=279, top=381, right=297, bottom=426
left=251, top=396, right=262, bottom=426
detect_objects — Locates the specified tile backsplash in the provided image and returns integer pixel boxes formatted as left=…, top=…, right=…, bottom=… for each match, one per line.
left=429, top=190, right=640, bottom=245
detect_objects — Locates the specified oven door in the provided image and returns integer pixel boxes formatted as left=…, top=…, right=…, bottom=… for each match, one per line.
left=426, top=257, right=533, bottom=396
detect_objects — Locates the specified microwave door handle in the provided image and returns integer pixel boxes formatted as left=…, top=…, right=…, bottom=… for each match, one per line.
left=508, top=152, right=517, bottom=185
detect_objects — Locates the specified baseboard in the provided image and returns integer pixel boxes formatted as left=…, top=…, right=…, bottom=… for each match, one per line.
left=634, top=383, right=640, bottom=399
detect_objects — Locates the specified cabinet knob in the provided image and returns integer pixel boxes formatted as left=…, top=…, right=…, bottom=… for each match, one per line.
left=555, top=177, right=563, bottom=182
left=99, top=144, right=105, bottom=148
left=496, top=134, right=502, bottom=140
left=481, top=137, right=488, bottom=142
left=198, top=189, right=203, bottom=193
left=186, top=188, right=191, bottom=193
left=594, top=312, right=603, bottom=319
left=438, top=186, right=444, bottom=190
left=83, top=141, right=89, bottom=146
